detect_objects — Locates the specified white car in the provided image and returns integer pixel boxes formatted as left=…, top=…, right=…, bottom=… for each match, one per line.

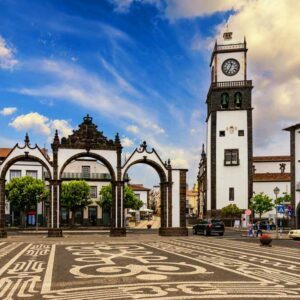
left=288, top=229, right=300, bottom=240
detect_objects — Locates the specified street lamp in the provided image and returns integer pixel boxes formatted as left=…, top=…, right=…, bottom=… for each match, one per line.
left=273, top=186, right=280, bottom=239
left=36, top=195, right=39, bottom=232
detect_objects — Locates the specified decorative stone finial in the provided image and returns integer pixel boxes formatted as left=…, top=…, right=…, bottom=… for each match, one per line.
left=24, top=133, right=30, bottom=146
left=115, top=132, right=120, bottom=143
left=201, top=144, right=206, bottom=159
left=83, top=114, right=93, bottom=124
left=140, top=141, right=147, bottom=151
left=167, top=158, right=171, bottom=168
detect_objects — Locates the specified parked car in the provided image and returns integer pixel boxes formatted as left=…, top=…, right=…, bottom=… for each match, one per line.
left=253, top=220, right=276, bottom=230
left=288, top=229, right=300, bottom=240
left=193, top=219, right=225, bottom=236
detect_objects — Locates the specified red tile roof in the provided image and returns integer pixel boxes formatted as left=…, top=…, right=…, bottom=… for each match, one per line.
left=128, top=184, right=151, bottom=191
left=253, top=156, right=290, bottom=162
left=253, top=173, right=291, bottom=182
left=0, top=148, right=12, bottom=158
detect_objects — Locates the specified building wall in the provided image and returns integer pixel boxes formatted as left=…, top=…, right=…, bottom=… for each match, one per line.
left=206, top=117, right=211, bottom=211
left=216, top=110, right=249, bottom=209
left=254, top=161, right=291, bottom=173
left=295, top=130, right=300, bottom=208
left=133, top=190, right=148, bottom=210
left=214, top=51, right=245, bottom=82
left=63, top=159, right=109, bottom=174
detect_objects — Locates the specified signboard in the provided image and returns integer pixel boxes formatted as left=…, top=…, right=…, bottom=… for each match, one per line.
left=277, top=205, right=285, bottom=213
left=245, top=209, right=252, bottom=216
left=234, top=220, right=240, bottom=229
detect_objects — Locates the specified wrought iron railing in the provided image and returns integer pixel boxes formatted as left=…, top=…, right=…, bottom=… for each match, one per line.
left=61, top=173, right=111, bottom=180
left=215, top=43, right=245, bottom=51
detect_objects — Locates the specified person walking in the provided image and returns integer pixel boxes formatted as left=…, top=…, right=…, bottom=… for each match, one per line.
left=248, top=222, right=253, bottom=237
left=256, top=221, right=262, bottom=237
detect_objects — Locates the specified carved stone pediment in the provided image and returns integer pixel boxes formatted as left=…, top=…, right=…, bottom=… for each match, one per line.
left=60, top=115, right=117, bottom=150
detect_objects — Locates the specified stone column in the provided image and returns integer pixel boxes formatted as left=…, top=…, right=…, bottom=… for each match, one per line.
left=110, top=134, right=126, bottom=237
left=48, top=130, right=63, bottom=237
left=159, top=181, right=168, bottom=229
left=167, top=164, right=173, bottom=227
left=0, top=179, right=7, bottom=238
left=159, top=170, right=188, bottom=236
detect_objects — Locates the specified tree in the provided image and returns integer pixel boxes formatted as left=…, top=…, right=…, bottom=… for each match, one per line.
left=5, top=176, right=49, bottom=225
left=250, top=193, right=274, bottom=219
left=275, top=192, right=291, bottom=206
left=98, top=184, right=143, bottom=210
left=61, top=180, right=91, bottom=225
left=221, top=204, right=241, bottom=226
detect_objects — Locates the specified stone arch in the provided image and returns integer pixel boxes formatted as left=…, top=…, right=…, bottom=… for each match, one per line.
left=0, top=144, right=53, bottom=238
left=1, top=154, right=53, bottom=180
left=122, top=158, right=169, bottom=228
left=59, top=152, right=116, bottom=182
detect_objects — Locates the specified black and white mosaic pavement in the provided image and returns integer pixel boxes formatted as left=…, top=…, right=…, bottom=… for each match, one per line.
left=0, top=235, right=300, bottom=299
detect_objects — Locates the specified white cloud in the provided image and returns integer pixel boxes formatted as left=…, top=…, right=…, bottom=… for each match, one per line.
left=122, top=136, right=134, bottom=147
left=110, top=0, right=162, bottom=13
left=9, top=112, right=72, bottom=139
left=10, top=112, right=51, bottom=135
left=164, top=0, right=246, bottom=20
left=0, top=35, right=18, bottom=69
left=126, top=125, right=139, bottom=134
left=0, top=107, right=17, bottom=116
left=51, top=119, right=73, bottom=138
left=16, top=59, right=165, bottom=136
left=157, top=0, right=300, bottom=155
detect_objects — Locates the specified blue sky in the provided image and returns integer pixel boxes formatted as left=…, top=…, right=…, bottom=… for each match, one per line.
left=0, top=0, right=299, bottom=187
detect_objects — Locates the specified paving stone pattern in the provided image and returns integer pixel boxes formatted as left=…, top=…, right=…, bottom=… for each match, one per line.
left=0, top=235, right=300, bottom=299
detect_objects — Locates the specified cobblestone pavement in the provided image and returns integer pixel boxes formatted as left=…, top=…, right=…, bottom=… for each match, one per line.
left=1, top=234, right=300, bottom=299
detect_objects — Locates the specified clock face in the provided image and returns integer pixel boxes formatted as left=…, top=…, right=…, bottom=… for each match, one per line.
left=222, top=58, right=240, bottom=76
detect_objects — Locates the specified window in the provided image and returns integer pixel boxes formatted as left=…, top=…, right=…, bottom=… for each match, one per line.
left=234, top=92, right=242, bottom=108
left=219, top=131, right=225, bottom=137
left=229, top=188, right=234, bottom=201
left=82, top=166, right=90, bottom=178
left=224, top=149, right=239, bottom=166
left=90, top=186, right=97, bottom=198
left=238, top=130, right=244, bottom=136
left=10, top=170, right=21, bottom=180
left=134, top=193, right=141, bottom=199
left=220, top=93, right=229, bottom=109
left=26, top=170, right=38, bottom=179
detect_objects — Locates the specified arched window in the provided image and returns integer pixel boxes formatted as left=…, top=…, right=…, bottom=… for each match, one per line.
left=234, top=92, right=242, bottom=108
left=220, top=93, right=229, bottom=109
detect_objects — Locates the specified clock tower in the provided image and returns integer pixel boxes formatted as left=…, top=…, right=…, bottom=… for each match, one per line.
left=206, top=31, right=253, bottom=215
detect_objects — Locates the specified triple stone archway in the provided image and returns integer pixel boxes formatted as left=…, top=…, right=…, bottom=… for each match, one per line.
left=0, top=115, right=188, bottom=238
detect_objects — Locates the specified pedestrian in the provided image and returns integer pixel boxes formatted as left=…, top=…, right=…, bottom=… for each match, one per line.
left=256, top=221, right=262, bottom=237
left=247, top=222, right=253, bottom=237
left=267, top=220, right=270, bottom=232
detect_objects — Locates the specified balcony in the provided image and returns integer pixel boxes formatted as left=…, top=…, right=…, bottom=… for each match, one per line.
left=61, top=173, right=111, bottom=180
left=211, top=80, right=252, bottom=90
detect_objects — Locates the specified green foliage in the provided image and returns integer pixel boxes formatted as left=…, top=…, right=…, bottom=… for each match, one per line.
left=250, top=193, right=274, bottom=219
left=275, top=192, right=291, bottom=205
left=221, top=204, right=241, bottom=218
left=98, top=184, right=143, bottom=210
left=5, top=176, right=49, bottom=211
left=61, top=180, right=91, bottom=211
left=98, top=185, right=112, bottom=210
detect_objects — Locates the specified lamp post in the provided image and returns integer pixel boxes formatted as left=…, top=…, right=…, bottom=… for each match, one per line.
left=36, top=195, right=39, bottom=232
left=273, top=186, right=280, bottom=239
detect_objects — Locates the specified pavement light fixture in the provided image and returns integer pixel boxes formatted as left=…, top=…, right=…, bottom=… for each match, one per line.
left=273, top=186, right=280, bottom=239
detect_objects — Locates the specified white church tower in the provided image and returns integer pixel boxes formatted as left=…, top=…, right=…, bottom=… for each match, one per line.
left=206, top=31, right=253, bottom=215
